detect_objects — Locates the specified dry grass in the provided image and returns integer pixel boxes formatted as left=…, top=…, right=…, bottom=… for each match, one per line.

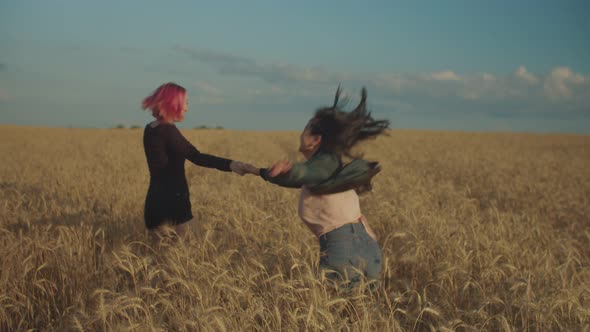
left=0, top=125, right=589, bottom=331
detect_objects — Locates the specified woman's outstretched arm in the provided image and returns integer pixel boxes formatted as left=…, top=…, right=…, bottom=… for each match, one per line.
left=258, top=153, right=340, bottom=188
left=166, top=125, right=233, bottom=171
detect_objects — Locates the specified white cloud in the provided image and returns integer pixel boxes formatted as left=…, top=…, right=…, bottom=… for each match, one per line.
left=515, top=65, right=539, bottom=85
left=543, top=66, right=586, bottom=99
left=374, top=74, right=406, bottom=93
left=176, top=46, right=590, bottom=115
left=177, top=46, right=344, bottom=84
left=482, top=73, right=495, bottom=81
left=427, top=70, right=461, bottom=81
left=193, top=81, right=222, bottom=96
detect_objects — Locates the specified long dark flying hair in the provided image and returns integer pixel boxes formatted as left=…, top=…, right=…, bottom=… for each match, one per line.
left=309, top=85, right=390, bottom=159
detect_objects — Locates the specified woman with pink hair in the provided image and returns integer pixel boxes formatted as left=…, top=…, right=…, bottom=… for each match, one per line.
left=141, top=82, right=256, bottom=242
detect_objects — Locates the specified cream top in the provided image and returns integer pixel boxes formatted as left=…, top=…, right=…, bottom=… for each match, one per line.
left=298, top=186, right=377, bottom=240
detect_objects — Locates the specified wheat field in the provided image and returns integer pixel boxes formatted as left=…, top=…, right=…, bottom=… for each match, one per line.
left=0, top=125, right=588, bottom=331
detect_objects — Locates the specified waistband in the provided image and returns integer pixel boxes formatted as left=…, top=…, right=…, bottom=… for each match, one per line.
left=319, top=220, right=367, bottom=240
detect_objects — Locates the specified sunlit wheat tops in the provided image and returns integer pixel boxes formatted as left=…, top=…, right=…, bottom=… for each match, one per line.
left=1, top=126, right=589, bottom=331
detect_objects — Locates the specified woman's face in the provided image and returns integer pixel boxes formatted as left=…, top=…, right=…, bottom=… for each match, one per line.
left=176, top=95, right=189, bottom=122
left=299, top=120, right=321, bottom=159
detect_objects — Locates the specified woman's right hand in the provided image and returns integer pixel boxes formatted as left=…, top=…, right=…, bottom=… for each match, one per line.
left=268, top=159, right=292, bottom=177
left=230, top=161, right=259, bottom=176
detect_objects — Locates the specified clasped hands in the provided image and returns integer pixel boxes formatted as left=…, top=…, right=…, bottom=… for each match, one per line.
left=230, top=159, right=292, bottom=177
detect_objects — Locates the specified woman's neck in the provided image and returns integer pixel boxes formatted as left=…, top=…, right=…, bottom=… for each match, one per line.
left=303, top=146, right=321, bottom=160
left=150, top=119, right=174, bottom=128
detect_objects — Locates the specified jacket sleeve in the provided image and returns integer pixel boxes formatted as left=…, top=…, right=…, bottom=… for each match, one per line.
left=167, top=126, right=232, bottom=172
left=307, top=160, right=381, bottom=195
left=259, top=153, right=340, bottom=188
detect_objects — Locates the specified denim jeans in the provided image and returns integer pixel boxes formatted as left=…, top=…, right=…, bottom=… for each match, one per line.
left=319, top=222, right=382, bottom=285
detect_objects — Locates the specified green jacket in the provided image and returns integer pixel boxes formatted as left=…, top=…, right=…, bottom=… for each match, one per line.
left=259, top=150, right=381, bottom=195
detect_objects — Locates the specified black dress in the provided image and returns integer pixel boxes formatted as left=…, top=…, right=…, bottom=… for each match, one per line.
left=143, top=123, right=232, bottom=229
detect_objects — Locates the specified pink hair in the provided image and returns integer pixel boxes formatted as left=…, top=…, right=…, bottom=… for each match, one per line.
left=141, top=82, right=186, bottom=121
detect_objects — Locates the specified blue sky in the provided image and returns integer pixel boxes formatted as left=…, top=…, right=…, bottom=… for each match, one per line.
left=1, top=0, right=589, bottom=133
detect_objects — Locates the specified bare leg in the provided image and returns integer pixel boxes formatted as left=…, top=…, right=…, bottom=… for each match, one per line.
left=174, top=220, right=191, bottom=242
left=148, top=221, right=191, bottom=250
left=148, top=227, right=163, bottom=250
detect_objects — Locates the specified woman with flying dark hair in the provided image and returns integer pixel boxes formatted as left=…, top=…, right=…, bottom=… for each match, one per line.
left=252, top=86, right=389, bottom=288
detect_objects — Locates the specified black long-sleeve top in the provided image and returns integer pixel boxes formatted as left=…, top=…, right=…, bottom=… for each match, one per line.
left=143, top=123, right=232, bottom=194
